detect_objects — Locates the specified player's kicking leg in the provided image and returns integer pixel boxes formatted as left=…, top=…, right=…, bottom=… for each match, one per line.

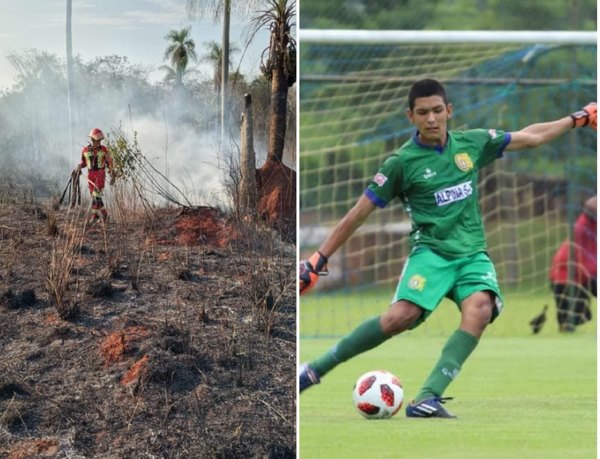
left=299, top=316, right=390, bottom=393
left=299, top=302, right=421, bottom=393
left=406, top=290, right=497, bottom=419
left=405, top=397, right=457, bottom=418
left=299, top=364, right=320, bottom=392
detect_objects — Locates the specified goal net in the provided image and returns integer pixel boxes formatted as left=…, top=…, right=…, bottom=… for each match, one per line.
left=299, top=30, right=597, bottom=338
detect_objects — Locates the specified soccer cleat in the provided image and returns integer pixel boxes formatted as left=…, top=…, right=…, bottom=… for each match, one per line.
left=299, top=364, right=320, bottom=393
left=559, top=323, right=576, bottom=333
left=405, top=396, right=457, bottom=418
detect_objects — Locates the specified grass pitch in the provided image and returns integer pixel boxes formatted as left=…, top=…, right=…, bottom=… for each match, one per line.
left=299, top=291, right=596, bottom=459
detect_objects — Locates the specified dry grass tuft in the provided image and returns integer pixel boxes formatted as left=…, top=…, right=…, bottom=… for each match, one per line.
left=46, top=210, right=58, bottom=237
left=46, top=223, right=83, bottom=320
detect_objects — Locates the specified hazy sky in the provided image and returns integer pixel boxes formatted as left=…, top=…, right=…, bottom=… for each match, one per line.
left=0, top=0, right=271, bottom=90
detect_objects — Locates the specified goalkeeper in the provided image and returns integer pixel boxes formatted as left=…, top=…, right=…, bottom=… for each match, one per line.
left=549, top=195, right=597, bottom=332
left=299, top=78, right=596, bottom=418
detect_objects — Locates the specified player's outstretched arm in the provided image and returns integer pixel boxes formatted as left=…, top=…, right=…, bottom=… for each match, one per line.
left=506, top=102, right=596, bottom=151
left=300, top=195, right=376, bottom=295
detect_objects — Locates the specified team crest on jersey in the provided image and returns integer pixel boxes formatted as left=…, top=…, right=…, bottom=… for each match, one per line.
left=454, top=153, right=474, bottom=172
left=408, top=274, right=426, bottom=291
left=373, top=172, right=388, bottom=187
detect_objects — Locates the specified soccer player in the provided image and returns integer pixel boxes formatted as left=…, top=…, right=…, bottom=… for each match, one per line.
left=298, top=79, right=596, bottom=418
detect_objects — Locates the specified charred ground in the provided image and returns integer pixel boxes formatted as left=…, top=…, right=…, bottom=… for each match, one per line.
left=0, top=197, right=296, bottom=458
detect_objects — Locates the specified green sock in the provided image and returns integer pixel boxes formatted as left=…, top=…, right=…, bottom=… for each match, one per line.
left=311, top=316, right=390, bottom=377
left=415, top=329, right=479, bottom=402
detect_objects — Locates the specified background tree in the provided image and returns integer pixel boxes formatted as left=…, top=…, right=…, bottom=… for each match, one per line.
left=247, top=0, right=297, bottom=240
left=159, top=64, right=179, bottom=87
left=66, top=0, right=75, bottom=164
left=254, top=0, right=296, bottom=163
left=5, top=50, right=67, bottom=170
left=186, top=0, right=262, bottom=140
left=201, top=40, right=240, bottom=94
left=163, top=26, right=198, bottom=89
left=299, top=0, right=596, bottom=31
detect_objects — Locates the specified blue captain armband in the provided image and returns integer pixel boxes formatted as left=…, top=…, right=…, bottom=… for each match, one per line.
left=364, top=188, right=388, bottom=208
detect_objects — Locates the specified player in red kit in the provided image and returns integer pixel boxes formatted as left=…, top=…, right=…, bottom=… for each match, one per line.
left=549, top=196, right=597, bottom=332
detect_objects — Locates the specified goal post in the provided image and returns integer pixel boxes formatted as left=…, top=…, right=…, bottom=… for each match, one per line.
left=299, top=30, right=597, bottom=338
left=301, top=29, right=596, bottom=45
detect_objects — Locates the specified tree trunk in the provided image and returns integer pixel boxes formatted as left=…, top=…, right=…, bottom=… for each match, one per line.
left=267, top=52, right=289, bottom=163
left=240, top=94, right=257, bottom=215
left=66, top=0, right=75, bottom=164
left=220, top=0, right=230, bottom=142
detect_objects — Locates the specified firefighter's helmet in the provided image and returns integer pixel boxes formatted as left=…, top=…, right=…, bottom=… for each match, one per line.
left=89, top=128, right=104, bottom=141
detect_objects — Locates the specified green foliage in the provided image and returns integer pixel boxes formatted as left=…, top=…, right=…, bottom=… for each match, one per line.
left=254, top=0, right=297, bottom=88
left=104, top=126, right=143, bottom=182
left=300, top=0, right=597, bottom=31
left=163, top=26, right=198, bottom=86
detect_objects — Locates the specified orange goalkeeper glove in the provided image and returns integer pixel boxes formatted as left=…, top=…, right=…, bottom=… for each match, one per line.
left=299, top=251, right=329, bottom=295
left=571, top=102, right=597, bottom=130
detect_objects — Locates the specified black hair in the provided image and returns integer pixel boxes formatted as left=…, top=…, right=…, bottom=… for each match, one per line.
left=408, top=79, right=448, bottom=110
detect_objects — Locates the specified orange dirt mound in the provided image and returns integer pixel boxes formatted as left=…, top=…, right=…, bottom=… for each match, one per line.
left=256, top=158, right=296, bottom=240
left=154, top=206, right=238, bottom=247
left=121, top=354, right=149, bottom=385
left=8, top=438, right=59, bottom=459
left=43, top=312, right=60, bottom=325
left=156, top=252, right=171, bottom=261
left=100, top=326, right=148, bottom=367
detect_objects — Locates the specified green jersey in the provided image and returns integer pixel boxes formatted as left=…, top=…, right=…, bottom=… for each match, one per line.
left=365, top=129, right=511, bottom=257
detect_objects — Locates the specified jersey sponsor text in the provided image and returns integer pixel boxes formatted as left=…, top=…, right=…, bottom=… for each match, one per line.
left=434, top=181, right=473, bottom=206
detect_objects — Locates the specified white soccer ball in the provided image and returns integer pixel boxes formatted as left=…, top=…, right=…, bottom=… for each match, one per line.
left=352, top=370, right=404, bottom=419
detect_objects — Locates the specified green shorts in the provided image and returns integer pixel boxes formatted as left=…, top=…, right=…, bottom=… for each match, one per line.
left=392, top=247, right=504, bottom=329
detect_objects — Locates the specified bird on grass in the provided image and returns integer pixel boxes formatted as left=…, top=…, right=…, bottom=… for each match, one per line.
left=529, top=304, right=548, bottom=334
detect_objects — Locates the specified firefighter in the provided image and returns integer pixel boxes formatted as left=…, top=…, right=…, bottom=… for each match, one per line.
left=77, top=128, right=114, bottom=222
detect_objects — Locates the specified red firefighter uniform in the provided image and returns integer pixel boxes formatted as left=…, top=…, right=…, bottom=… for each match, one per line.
left=79, top=128, right=113, bottom=222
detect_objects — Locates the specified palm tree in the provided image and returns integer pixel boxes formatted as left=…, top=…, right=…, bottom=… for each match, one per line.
left=66, top=0, right=75, bottom=164
left=253, top=0, right=296, bottom=163
left=186, top=0, right=262, bottom=140
left=163, top=27, right=198, bottom=88
left=159, top=64, right=179, bottom=87
left=201, top=40, right=240, bottom=94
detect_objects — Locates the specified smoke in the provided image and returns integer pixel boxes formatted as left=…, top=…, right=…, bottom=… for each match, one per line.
left=115, top=112, right=226, bottom=206
left=0, top=50, right=274, bottom=207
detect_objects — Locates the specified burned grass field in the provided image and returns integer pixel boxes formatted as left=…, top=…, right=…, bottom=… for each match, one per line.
left=0, top=196, right=296, bottom=458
